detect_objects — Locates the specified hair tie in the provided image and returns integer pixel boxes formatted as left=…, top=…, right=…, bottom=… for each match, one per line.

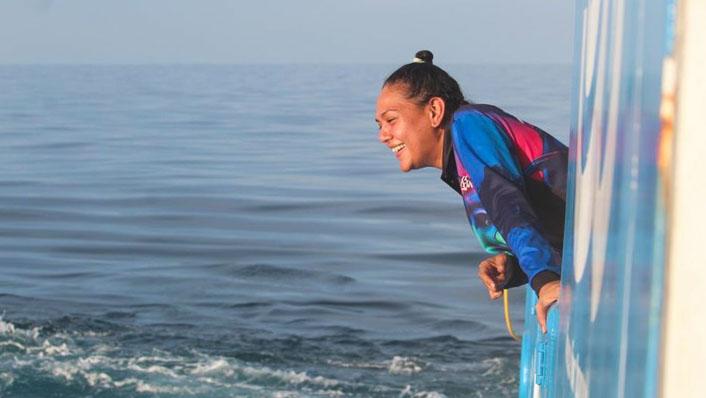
left=412, top=57, right=425, bottom=63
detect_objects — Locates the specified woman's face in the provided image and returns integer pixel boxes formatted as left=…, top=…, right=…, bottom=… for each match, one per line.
left=376, top=84, right=444, bottom=172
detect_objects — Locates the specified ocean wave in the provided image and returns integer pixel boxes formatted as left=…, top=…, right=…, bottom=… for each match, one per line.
left=0, top=312, right=519, bottom=397
left=0, top=314, right=40, bottom=339
left=0, top=315, right=368, bottom=396
left=327, top=356, right=429, bottom=375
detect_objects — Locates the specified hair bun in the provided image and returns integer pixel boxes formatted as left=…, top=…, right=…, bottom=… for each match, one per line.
left=413, top=50, right=434, bottom=64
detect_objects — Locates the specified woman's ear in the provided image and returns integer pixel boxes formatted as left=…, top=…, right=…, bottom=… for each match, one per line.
left=428, top=97, right=446, bottom=128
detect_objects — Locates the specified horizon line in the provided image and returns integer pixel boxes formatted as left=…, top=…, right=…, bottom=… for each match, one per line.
left=0, top=61, right=574, bottom=67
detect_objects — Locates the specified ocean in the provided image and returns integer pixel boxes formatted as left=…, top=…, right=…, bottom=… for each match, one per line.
left=0, top=64, right=571, bottom=398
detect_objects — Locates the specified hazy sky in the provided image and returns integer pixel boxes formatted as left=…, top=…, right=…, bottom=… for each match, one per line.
left=0, top=0, right=575, bottom=64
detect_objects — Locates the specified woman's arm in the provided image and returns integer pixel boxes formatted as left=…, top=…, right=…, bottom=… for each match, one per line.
left=453, top=109, right=561, bottom=329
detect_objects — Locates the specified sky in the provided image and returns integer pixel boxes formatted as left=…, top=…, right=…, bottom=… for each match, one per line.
left=0, top=0, right=575, bottom=64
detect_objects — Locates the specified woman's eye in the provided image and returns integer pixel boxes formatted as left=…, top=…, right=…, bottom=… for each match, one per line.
left=387, top=118, right=396, bottom=124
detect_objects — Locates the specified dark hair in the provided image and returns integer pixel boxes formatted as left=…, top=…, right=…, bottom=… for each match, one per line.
left=384, top=50, right=468, bottom=124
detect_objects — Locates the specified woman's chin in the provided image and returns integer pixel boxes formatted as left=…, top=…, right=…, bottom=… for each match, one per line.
left=398, top=161, right=413, bottom=173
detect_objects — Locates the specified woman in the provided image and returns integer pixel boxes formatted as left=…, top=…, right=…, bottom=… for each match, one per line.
left=375, top=51, right=567, bottom=332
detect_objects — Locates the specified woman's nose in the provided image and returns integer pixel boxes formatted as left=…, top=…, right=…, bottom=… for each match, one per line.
left=378, top=127, right=391, bottom=143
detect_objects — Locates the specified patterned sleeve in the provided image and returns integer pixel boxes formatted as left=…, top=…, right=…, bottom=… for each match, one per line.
left=452, top=110, right=561, bottom=293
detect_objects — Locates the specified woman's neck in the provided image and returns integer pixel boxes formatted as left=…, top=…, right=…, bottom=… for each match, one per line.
left=432, top=127, right=448, bottom=170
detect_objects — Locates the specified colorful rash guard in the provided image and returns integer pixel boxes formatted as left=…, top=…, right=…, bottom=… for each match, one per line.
left=440, top=104, right=568, bottom=293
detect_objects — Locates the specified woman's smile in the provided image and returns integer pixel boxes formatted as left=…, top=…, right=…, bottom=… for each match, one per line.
left=392, top=143, right=406, bottom=158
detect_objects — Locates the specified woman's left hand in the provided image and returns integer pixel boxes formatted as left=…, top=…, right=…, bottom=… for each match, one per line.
left=535, top=280, right=560, bottom=334
left=477, top=253, right=513, bottom=300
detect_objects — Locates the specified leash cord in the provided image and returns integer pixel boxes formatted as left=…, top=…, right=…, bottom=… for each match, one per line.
left=503, top=288, right=522, bottom=342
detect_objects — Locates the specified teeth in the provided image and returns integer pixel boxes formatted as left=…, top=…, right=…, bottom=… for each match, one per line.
left=392, top=144, right=406, bottom=153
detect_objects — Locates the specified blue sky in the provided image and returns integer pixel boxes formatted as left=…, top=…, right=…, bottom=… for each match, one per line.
left=0, top=0, right=574, bottom=64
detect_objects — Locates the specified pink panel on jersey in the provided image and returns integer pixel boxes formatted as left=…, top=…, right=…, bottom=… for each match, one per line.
left=488, top=113, right=545, bottom=182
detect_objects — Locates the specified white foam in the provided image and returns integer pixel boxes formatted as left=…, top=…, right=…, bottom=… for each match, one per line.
left=82, top=371, right=112, bottom=387
left=0, top=341, right=26, bottom=351
left=113, top=377, right=140, bottom=388
left=326, top=359, right=387, bottom=370
left=412, top=392, right=446, bottom=398
left=190, top=358, right=233, bottom=376
left=12, top=357, right=33, bottom=367
left=480, top=357, right=505, bottom=377
left=112, top=378, right=201, bottom=394
left=35, top=356, right=114, bottom=389
left=399, top=385, right=447, bottom=398
left=241, top=365, right=341, bottom=388
left=387, top=356, right=426, bottom=375
left=76, top=330, right=110, bottom=338
left=0, top=317, right=16, bottom=334
left=3, top=321, right=382, bottom=396
left=0, top=315, right=40, bottom=339
left=0, top=372, right=15, bottom=388
left=46, top=362, right=79, bottom=381
left=134, top=380, right=198, bottom=394
left=135, top=354, right=180, bottom=363
left=40, top=340, right=72, bottom=356
left=92, top=343, right=116, bottom=354
left=321, top=390, right=345, bottom=397
left=77, top=355, right=114, bottom=368
left=272, top=392, right=302, bottom=398
left=328, top=356, right=427, bottom=375
left=187, top=356, right=345, bottom=390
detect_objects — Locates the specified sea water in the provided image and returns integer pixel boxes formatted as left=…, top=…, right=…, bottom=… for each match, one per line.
left=0, top=64, right=570, bottom=398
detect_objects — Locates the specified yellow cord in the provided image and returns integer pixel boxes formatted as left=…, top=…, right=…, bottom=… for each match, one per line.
left=503, top=288, right=522, bottom=342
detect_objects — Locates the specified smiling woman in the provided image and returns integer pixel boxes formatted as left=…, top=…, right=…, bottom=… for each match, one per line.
left=375, top=50, right=569, bottom=332
left=376, top=50, right=464, bottom=172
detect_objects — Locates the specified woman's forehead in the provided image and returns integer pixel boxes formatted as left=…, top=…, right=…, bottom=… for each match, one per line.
left=380, top=83, right=407, bottom=100
left=377, top=85, right=412, bottom=111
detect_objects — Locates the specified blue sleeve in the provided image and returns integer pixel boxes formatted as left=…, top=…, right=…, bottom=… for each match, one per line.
left=452, top=110, right=561, bottom=292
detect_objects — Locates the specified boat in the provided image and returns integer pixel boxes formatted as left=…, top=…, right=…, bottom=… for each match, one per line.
left=517, top=0, right=705, bottom=396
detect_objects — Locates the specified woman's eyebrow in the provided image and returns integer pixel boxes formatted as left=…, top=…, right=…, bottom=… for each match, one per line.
left=381, top=110, right=396, bottom=118
left=375, top=109, right=398, bottom=123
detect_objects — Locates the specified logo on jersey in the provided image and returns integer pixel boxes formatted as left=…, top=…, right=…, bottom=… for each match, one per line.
left=460, top=175, right=474, bottom=192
